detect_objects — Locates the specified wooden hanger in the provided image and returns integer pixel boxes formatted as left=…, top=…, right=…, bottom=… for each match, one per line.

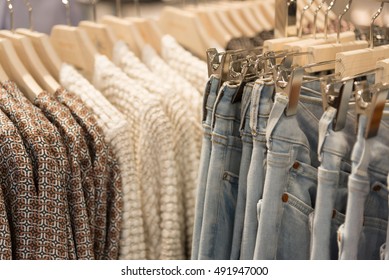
left=14, top=0, right=61, bottom=82
left=0, top=30, right=60, bottom=93
left=78, top=0, right=117, bottom=60
left=215, top=1, right=259, bottom=36
left=207, top=3, right=256, bottom=38
left=335, top=1, right=389, bottom=79
left=245, top=1, right=273, bottom=32
left=50, top=1, right=97, bottom=81
left=184, top=5, right=233, bottom=48
left=51, top=25, right=97, bottom=82
left=158, top=6, right=221, bottom=60
left=102, top=15, right=146, bottom=57
left=16, top=28, right=62, bottom=82
left=0, top=38, right=42, bottom=101
left=126, top=17, right=163, bottom=55
left=0, top=64, right=9, bottom=82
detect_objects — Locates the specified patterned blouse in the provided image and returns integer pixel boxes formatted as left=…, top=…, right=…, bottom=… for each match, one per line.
left=0, top=81, right=72, bottom=259
left=54, top=88, right=123, bottom=260
left=34, top=91, right=95, bottom=259
left=0, top=107, right=37, bottom=260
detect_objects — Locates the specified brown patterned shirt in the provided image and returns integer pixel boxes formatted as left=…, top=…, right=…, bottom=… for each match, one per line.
left=0, top=184, right=12, bottom=259
left=34, top=91, right=95, bottom=259
left=55, top=88, right=122, bottom=260
left=0, top=109, right=36, bottom=259
left=0, top=81, right=73, bottom=259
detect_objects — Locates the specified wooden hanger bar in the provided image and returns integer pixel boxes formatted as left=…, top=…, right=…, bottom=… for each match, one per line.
left=335, top=45, right=389, bottom=79
left=50, top=25, right=97, bottom=81
left=376, top=58, right=389, bottom=84
left=159, top=6, right=221, bottom=60
left=78, top=21, right=116, bottom=59
left=102, top=15, right=146, bottom=57
left=0, top=38, right=42, bottom=101
left=16, top=28, right=62, bottom=82
left=306, top=40, right=368, bottom=72
left=0, top=30, right=59, bottom=93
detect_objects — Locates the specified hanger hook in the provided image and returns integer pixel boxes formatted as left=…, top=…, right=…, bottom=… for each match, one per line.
left=337, top=0, right=352, bottom=44
left=6, top=0, right=14, bottom=32
left=62, top=0, right=71, bottom=26
left=116, top=0, right=122, bottom=18
left=90, top=0, right=97, bottom=22
left=299, top=0, right=315, bottom=38
left=134, top=0, right=141, bottom=17
left=313, top=0, right=326, bottom=39
left=325, top=0, right=336, bottom=39
left=23, top=0, right=33, bottom=31
left=370, top=1, right=385, bottom=49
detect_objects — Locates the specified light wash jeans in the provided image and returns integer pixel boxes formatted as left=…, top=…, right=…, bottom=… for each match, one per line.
left=310, top=107, right=354, bottom=259
left=240, top=79, right=275, bottom=260
left=191, top=75, right=221, bottom=260
left=198, top=81, right=242, bottom=260
left=338, top=115, right=389, bottom=260
left=230, top=83, right=254, bottom=260
left=254, top=92, right=323, bottom=260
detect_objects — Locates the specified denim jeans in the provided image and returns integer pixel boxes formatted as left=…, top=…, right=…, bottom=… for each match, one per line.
left=191, top=75, right=221, bottom=260
left=338, top=115, right=389, bottom=260
left=198, top=81, right=242, bottom=260
left=253, top=92, right=323, bottom=260
left=310, top=107, right=354, bottom=260
left=240, top=79, right=274, bottom=260
left=230, top=83, right=254, bottom=260
left=381, top=173, right=389, bottom=260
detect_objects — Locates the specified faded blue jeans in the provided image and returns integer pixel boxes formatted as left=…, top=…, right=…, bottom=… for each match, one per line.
left=198, top=81, right=242, bottom=260
left=338, top=115, right=389, bottom=260
left=230, top=83, right=254, bottom=260
left=254, top=92, right=323, bottom=260
left=240, top=79, right=274, bottom=260
left=191, top=75, right=221, bottom=260
left=310, top=107, right=354, bottom=260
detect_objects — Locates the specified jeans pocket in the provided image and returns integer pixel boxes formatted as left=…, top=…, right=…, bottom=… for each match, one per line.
left=222, top=171, right=239, bottom=216
left=279, top=192, right=314, bottom=259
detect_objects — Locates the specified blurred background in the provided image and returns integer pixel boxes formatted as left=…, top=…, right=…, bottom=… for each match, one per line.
left=0, top=0, right=388, bottom=34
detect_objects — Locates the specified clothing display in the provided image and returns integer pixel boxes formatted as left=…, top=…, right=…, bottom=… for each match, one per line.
left=0, top=0, right=389, bottom=262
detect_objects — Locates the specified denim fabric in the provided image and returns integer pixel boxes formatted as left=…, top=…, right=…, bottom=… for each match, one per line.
left=381, top=173, right=389, bottom=260
left=338, top=115, right=389, bottom=260
left=191, top=75, right=221, bottom=260
left=230, top=83, right=254, bottom=260
left=240, top=79, right=275, bottom=260
left=310, top=107, right=354, bottom=260
left=253, top=91, right=323, bottom=260
left=198, top=81, right=242, bottom=260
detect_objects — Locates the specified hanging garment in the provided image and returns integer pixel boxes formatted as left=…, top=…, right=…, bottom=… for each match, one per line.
left=0, top=81, right=72, bottom=260
left=54, top=88, right=123, bottom=260
left=93, top=55, right=185, bottom=260
left=339, top=115, right=389, bottom=260
left=192, top=75, right=221, bottom=260
left=198, top=81, right=243, bottom=260
left=60, top=63, right=146, bottom=260
left=230, top=82, right=254, bottom=260
left=0, top=109, right=33, bottom=260
left=310, top=107, right=354, bottom=260
left=240, top=79, right=274, bottom=260
left=34, top=91, right=95, bottom=260
left=254, top=91, right=323, bottom=260
left=141, top=44, right=203, bottom=130
left=0, top=184, right=11, bottom=259
left=160, top=35, right=208, bottom=94
left=112, top=42, right=201, bottom=256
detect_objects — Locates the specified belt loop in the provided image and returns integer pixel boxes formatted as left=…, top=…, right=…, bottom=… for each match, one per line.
left=318, top=107, right=337, bottom=162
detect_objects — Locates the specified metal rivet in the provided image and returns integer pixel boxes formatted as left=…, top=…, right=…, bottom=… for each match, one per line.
left=282, top=193, right=289, bottom=203
left=292, top=162, right=300, bottom=169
